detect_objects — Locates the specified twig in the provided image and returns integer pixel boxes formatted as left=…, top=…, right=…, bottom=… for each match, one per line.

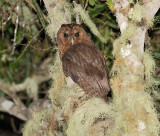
left=11, top=5, right=20, bottom=55
left=84, top=0, right=89, bottom=9
left=0, top=31, right=25, bottom=54
left=0, top=23, right=25, bottom=54
left=0, top=74, right=51, bottom=93
left=29, top=44, right=55, bottom=51
left=25, top=0, right=47, bottom=22
left=0, top=97, right=29, bottom=121
left=4, top=1, right=19, bottom=15
left=16, top=28, right=44, bottom=61
left=3, top=15, right=11, bottom=25
left=0, top=83, right=25, bottom=107
left=11, top=117, right=20, bottom=133
left=1, top=13, right=4, bottom=40
left=82, top=0, right=85, bottom=7
left=25, top=0, right=36, bottom=10
left=0, top=46, right=13, bottom=53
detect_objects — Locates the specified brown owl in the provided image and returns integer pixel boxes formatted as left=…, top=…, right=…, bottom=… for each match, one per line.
left=57, top=24, right=110, bottom=100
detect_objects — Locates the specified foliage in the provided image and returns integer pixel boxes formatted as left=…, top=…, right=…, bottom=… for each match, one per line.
left=0, top=0, right=52, bottom=84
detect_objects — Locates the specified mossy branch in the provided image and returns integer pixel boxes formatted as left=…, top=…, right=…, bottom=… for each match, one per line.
left=73, top=4, right=106, bottom=43
left=110, top=0, right=160, bottom=135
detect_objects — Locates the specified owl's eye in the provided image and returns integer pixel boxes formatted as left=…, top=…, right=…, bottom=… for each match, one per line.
left=64, top=33, right=69, bottom=37
left=75, top=32, right=79, bottom=37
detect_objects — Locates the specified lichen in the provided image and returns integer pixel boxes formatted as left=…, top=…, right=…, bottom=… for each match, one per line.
left=107, top=89, right=159, bottom=136
left=73, top=5, right=105, bottom=43
left=113, top=23, right=137, bottom=57
left=128, top=3, right=153, bottom=27
left=110, top=4, right=159, bottom=135
left=66, top=98, right=113, bottom=136
left=23, top=108, right=58, bottom=136
left=143, top=49, right=156, bottom=89
left=128, top=4, right=145, bottom=22
left=45, top=0, right=72, bottom=41
left=48, top=51, right=65, bottom=106
left=106, top=0, right=114, bottom=12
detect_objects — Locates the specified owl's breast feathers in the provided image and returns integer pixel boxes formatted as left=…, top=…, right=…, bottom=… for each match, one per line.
left=62, top=44, right=110, bottom=99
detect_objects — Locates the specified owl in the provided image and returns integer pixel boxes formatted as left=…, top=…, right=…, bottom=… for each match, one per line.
left=57, top=24, right=110, bottom=100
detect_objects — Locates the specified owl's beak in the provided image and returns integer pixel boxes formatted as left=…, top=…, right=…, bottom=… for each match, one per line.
left=71, top=38, right=74, bottom=45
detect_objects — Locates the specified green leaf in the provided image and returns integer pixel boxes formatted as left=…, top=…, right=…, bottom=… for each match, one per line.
left=153, top=51, right=160, bottom=59
left=16, top=28, right=23, bottom=42
left=106, top=13, right=112, bottom=20
left=104, top=26, right=110, bottom=44
left=94, top=18, right=105, bottom=24
left=31, top=0, right=46, bottom=28
left=88, top=0, right=95, bottom=6
left=108, top=22, right=118, bottom=29
left=106, top=0, right=114, bottom=11
left=89, top=4, right=106, bottom=17
left=154, top=77, right=160, bottom=85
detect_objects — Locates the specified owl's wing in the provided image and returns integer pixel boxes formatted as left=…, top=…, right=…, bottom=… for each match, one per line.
left=62, top=44, right=110, bottom=99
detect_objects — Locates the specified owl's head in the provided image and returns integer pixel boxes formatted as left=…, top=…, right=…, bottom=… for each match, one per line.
left=57, top=24, right=90, bottom=58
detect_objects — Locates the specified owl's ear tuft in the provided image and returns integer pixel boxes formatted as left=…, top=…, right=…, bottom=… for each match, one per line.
left=61, top=24, right=67, bottom=27
left=61, top=24, right=71, bottom=27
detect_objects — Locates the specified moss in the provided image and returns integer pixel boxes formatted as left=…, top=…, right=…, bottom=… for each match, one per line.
left=128, top=0, right=134, bottom=3
left=110, top=7, right=159, bottom=133
left=128, top=4, right=145, bottom=22
left=110, top=42, right=159, bottom=136
left=73, top=5, right=105, bottom=43
left=48, top=51, right=65, bottom=106
left=106, top=0, right=114, bottom=12
left=23, top=108, right=58, bottom=136
left=46, top=0, right=72, bottom=41
left=66, top=98, right=114, bottom=136
left=143, top=49, right=156, bottom=89
left=128, top=3, right=153, bottom=27
left=25, top=77, right=38, bottom=99
left=113, top=23, right=137, bottom=57
left=107, top=90, right=159, bottom=136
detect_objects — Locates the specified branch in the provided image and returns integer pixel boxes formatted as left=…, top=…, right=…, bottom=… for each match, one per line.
left=110, top=0, right=160, bottom=135
left=0, top=97, right=51, bottom=121
left=0, top=57, right=51, bottom=93
left=142, top=0, right=160, bottom=17
left=0, top=74, right=50, bottom=93
left=0, top=54, right=52, bottom=122
left=11, top=5, right=20, bottom=55
left=0, top=97, right=29, bottom=121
